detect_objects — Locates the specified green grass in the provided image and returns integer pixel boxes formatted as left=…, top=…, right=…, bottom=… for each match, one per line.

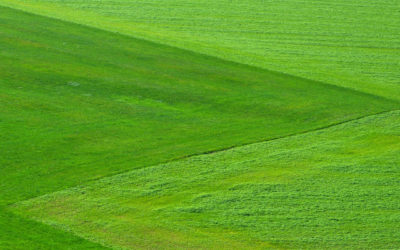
left=13, top=110, right=400, bottom=249
left=2, top=5, right=397, bottom=205
left=0, top=0, right=399, bottom=100
left=0, top=207, right=105, bottom=249
left=1, top=2, right=399, bottom=249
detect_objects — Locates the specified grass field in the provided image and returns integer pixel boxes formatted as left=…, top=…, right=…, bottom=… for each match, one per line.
left=0, top=0, right=399, bottom=100
left=4, top=5, right=397, bottom=204
left=0, top=0, right=399, bottom=249
left=13, top=111, right=400, bottom=249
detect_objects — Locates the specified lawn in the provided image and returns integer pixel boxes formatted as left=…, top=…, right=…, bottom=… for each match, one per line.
left=13, top=111, right=400, bottom=249
left=3, top=5, right=397, bottom=205
left=0, top=207, right=104, bottom=249
left=0, top=1, right=399, bottom=249
left=0, top=0, right=399, bottom=100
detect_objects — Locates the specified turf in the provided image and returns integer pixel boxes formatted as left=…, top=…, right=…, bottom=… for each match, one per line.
left=0, top=207, right=105, bottom=249
left=2, top=5, right=397, bottom=204
left=13, top=110, right=400, bottom=249
left=0, top=0, right=399, bottom=100
left=1, top=2, right=399, bottom=249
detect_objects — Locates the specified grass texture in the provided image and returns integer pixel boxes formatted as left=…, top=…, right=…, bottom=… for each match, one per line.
left=13, top=110, right=400, bottom=249
left=0, top=2, right=399, bottom=249
left=0, top=207, right=105, bottom=249
left=2, top=5, right=397, bottom=205
left=0, top=0, right=399, bottom=100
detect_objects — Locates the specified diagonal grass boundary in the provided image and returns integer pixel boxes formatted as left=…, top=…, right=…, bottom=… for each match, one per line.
left=9, top=107, right=400, bottom=207
left=1, top=4, right=399, bottom=249
left=60, top=107, right=400, bottom=187
left=0, top=3, right=398, bottom=105
left=1, top=0, right=399, bottom=102
left=2, top=3, right=399, bottom=204
left=9, top=108, right=400, bottom=249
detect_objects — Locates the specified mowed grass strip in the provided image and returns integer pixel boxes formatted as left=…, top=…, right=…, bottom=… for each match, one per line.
left=13, top=111, right=400, bottom=249
left=0, top=0, right=399, bottom=100
left=1, top=5, right=397, bottom=204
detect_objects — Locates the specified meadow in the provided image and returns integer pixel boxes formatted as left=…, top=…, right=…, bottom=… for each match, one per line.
left=0, top=0, right=399, bottom=249
left=14, top=111, right=400, bottom=249
left=0, top=0, right=399, bottom=100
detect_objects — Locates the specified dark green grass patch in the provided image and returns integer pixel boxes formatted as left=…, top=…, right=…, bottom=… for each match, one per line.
left=13, top=111, right=400, bottom=249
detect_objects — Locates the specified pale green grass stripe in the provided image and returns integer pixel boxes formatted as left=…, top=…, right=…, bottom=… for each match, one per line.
left=13, top=110, right=400, bottom=249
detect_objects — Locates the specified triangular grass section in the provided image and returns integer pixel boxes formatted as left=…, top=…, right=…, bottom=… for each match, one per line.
left=0, top=206, right=105, bottom=249
left=13, top=111, right=400, bottom=249
left=1, top=5, right=398, bottom=204
left=1, top=5, right=399, bottom=249
left=1, top=0, right=399, bottom=101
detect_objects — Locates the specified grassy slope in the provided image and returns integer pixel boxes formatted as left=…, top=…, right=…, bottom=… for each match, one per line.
left=0, top=207, right=105, bottom=249
left=0, top=0, right=399, bottom=100
left=2, top=5, right=397, bottom=204
left=0, top=5, right=399, bottom=249
left=13, top=110, right=400, bottom=249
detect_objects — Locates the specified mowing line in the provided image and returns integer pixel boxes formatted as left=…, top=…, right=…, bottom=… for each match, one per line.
left=69, top=108, right=400, bottom=185
left=0, top=3, right=399, bottom=105
left=2, top=4, right=400, bottom=204
left=8, top=107, right=399, bottom=208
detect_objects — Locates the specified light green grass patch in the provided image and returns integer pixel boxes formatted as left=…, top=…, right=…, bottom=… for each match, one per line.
left=13, top=111, right=400, bottom=249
